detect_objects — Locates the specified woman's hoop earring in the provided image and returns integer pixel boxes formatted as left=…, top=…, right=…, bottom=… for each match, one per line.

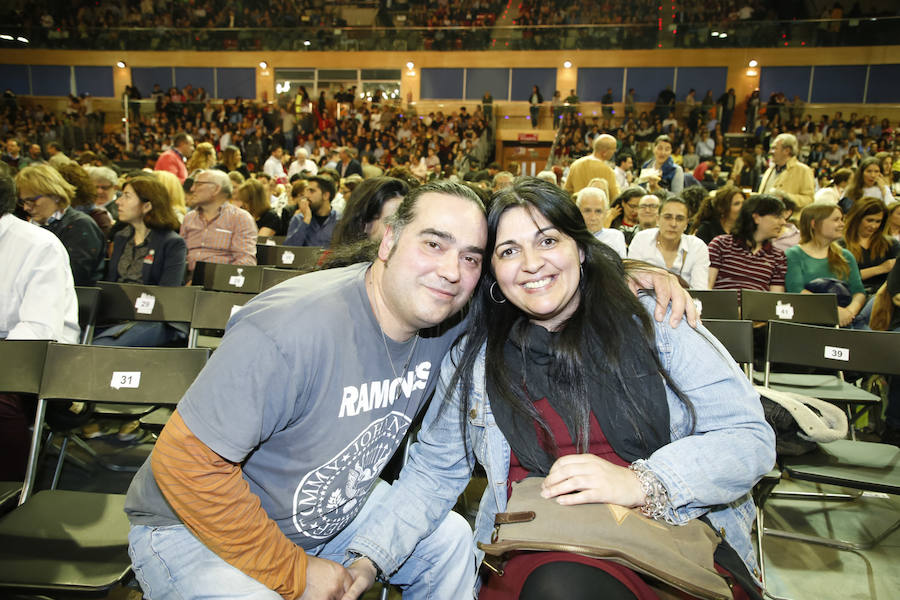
left=489, top=281, right=507, bottom=304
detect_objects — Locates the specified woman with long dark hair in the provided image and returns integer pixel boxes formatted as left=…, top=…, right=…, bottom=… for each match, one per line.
left=708, top=194, right=788, bottom=291
left=690, top=184, right=744, bottom=244
left=357, top=178, right=774, bottom=600
left=839, top=197, right=899, bottom=295
left=844, top=156, right=894, bottom=209
left=331, top=176, right=409, bottom=245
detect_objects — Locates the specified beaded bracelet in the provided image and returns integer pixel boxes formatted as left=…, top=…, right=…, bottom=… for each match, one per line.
left=628, top=460, right=670, bottom=521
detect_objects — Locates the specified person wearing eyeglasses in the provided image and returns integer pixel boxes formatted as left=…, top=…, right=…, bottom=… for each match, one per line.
left=635, top=193, right=661, bottom=231
left=14, top=164, right=105, bottom=286
left=180, top=169, right=257, bottom=281
left=628, top=197, right=711, bottom=289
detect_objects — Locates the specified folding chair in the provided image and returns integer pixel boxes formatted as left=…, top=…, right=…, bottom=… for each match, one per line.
left=188, top=290, right=254, bottom=349
left=96, top=281, right=198, bottom=334
left=701, top=319, right=754, bottom=379
left=193, top=261, right=266, bottom=293
left=256, top=244, right=322, bottom=270
left=261, top=267, right=304, bottom=291
left=756, top=323, right=900, bottom=561
left=740, top=290, right=838, bottom=326
left=688, top=289, right=740, bottom=320
left=0, top=344, right=208, bottom=597
left=0, top=340, right=50, bottom=514
left=75, top=286, right=101, bottom=344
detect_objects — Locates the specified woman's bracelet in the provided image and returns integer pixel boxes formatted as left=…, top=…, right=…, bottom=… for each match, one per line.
left=629, top=460, right=671, bottom=521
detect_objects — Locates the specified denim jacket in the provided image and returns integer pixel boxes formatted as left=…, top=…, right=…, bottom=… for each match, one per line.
left=349, top=298, right=776, bottom=591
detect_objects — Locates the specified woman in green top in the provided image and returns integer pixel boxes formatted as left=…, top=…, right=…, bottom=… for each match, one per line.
left=785, top=203, right=866, bottom=327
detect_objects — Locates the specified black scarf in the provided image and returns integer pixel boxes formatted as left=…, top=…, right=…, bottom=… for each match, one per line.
left=489, top=319, right=670, bottom=476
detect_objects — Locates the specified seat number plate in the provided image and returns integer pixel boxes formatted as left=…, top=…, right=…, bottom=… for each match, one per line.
left=824, top=346, right=849, bottom=361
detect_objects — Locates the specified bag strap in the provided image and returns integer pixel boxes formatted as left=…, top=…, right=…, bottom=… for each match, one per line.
left=754, top=385, right=848, bottom=443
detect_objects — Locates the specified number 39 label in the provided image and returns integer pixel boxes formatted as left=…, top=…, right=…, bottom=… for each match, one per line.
left=824, top=346, right=849, bottom=362
left=111, top=371, right=142, bottom=389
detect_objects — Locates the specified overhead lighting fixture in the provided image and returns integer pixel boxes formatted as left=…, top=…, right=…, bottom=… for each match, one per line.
left=711, top=31, right=719, bottom=37
left=303, top=40, right=311, bottom=46
left=563, top=60, right=572, bottom=68
left=720, top=33, right=728, bottom=38
left=116, top=60, right=126, bottom=68
left=0, top=34, right=13, bottom=41
left=259, top=61, right=268, bottom=69
left=748, top=59, right=758, bottom=67
left=406, top=61, right=415, bottom=70
left=17, top=36, right=28, bottom=43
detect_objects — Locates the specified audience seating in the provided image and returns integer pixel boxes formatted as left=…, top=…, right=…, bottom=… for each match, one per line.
left=96, top=281, right=198, bottom=331
left=700, top=319, right=754, bottom=378
left=193, top=261, right=266, bottom=293
left=688, top=289, right=740, bottom=320
left=256, top=244, right=322, bottom=269
left=257, top=235, right=286, bottom=245
left=261, top=267, right=304, bottom=291
left=0, top=343, right=208, bottom=597
left=75, top=286, right=101, bottom=344
left=188, top=290, right=253, bottom=349
left=740, top=290, right=838, bottom=326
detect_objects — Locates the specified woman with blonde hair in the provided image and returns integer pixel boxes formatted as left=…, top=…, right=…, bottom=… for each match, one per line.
left=153, top=169, right=187, bottom=223
left=186, top=141, right=217, bottom=175
left=785, top=203, right=866, bottom=327
left=216, top=144, right=251, bottom=180
left=885, top=201, right=900, bottom=242
left=15, top=164, right=105, bottom=285
left=232, top=179, right=279, bottom=237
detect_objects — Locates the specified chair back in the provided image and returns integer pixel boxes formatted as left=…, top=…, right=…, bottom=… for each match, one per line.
left=765, top=321, right=900, bottom=376
left=21, top=344, right=210, bottom=502
left=257, top=235, right=286, bottom=245
left=256, top=244, right=322, bottom=269
left=261, top=267, right=304, bottom=291
left=702, top=319, right=754, bottom=366
left=188, top=291, right=253, bottom=347
left=0, top=340, right=50, bottom=395
left=96, top=282, right=197, bottom=324
left=688, top=289, right=740, bottom=320
left=741, top=290, right=839, bottom=326
left=194, top=262, right=265, bottom=293
left=75, top=286, right=101, bottom=344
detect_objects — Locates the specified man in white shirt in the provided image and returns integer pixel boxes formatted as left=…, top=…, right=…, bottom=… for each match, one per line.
left=614, top=153, right=633, bottom=194
left=575, top=186, right=626, bottom=258
left=0, top=169, right=80, bottom=481
left=263, top=145, right=288, bottom=183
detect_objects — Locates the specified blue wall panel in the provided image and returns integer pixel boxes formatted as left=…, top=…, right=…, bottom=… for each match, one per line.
left=216, top=68, right=256, bottom=99
left=31, top=66, right=70, bottom=96
left=676, top=67, right=727, bottom=99
left=759, top=66, right=811, bottom=102
left=174, top=68, right=214, bottom=95
left=132, top=67, right=173, bottom=96
left=866, top=64, right=900, bottom=103
left=75, top=66, right=114, bottom=97
left=577, top=68, right=624, bottom=103
left=465, top=68, right=509, bottom=101
left=420, top=68, right=464, bottom=99
left=625, top=68, right=675, bottom=102
left=810, top=66, right=866, bottom=103
left=0, top=64, right=29, bottom=95
left=510, top=68, right=556, bottom=101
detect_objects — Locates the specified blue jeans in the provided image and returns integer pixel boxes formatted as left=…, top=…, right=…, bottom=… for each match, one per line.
left=128, top=479, right=475, bottom=599
left=93, top=321, right=186, bottom=347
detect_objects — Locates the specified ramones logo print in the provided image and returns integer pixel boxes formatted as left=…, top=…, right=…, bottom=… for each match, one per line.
left=291, top=411, right=411, bottom=539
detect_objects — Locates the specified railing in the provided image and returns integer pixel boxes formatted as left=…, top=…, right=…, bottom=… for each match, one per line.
left=0, top=18, right=897, bottom=52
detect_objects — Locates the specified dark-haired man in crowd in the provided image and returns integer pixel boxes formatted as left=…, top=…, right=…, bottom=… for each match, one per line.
left=285, top=175, right=338, bottom=247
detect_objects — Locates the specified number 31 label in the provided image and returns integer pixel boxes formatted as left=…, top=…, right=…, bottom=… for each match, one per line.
left=824, top=346, right=849, bottom=362
left=111, top=371, right=142, bottom=389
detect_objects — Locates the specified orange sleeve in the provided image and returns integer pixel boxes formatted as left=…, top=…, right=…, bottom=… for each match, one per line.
left=151, top=410, right=307, bottom=599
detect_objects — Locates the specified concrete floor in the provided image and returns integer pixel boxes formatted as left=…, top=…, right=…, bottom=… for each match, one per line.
left=18, top=426, right=900, bottom=600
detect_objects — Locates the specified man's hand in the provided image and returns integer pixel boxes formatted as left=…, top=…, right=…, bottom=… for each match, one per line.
left=340, top=557, right=378, bottom=600
left=625, top=264, right=699, bottom=328
left=299, top=556, right=353, bottom=600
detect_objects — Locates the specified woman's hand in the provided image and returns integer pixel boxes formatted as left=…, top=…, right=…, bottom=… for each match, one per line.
left=837, top=306, right=855, bottom=327
left=541, top=454, right=644, bottom=508
left=604, top=205, right=622, bottom=229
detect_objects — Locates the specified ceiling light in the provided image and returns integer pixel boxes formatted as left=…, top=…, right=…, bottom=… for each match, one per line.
left=748, top=60, right=758, bottom=67
left=563, top=60, right=572, bottom=68
left=259, top=61, right=268, bottom=69
left=116, top=61, right=126, bottom=68
left=0, top=34, right=13, bottom=41
left=406, top=61, right=415, bottom=70
left=17, top=36, right=28, bottom=43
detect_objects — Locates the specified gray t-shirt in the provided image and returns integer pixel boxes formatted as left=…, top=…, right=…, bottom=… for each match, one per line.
left=125, top=262, right=466, bottom=549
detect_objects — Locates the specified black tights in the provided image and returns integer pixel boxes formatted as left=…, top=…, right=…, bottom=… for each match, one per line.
left=519, top=561, right=638, bottom=600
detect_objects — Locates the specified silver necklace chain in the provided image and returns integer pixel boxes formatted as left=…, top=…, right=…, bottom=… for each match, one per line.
left=369, top=269, right=419, bottom=381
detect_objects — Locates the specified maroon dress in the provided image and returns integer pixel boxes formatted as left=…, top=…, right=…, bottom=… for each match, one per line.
left=478, top=397, right=749, bottom=600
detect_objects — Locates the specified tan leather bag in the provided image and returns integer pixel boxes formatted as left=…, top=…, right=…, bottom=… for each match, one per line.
left=478, top=477, right=733, bottom=600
